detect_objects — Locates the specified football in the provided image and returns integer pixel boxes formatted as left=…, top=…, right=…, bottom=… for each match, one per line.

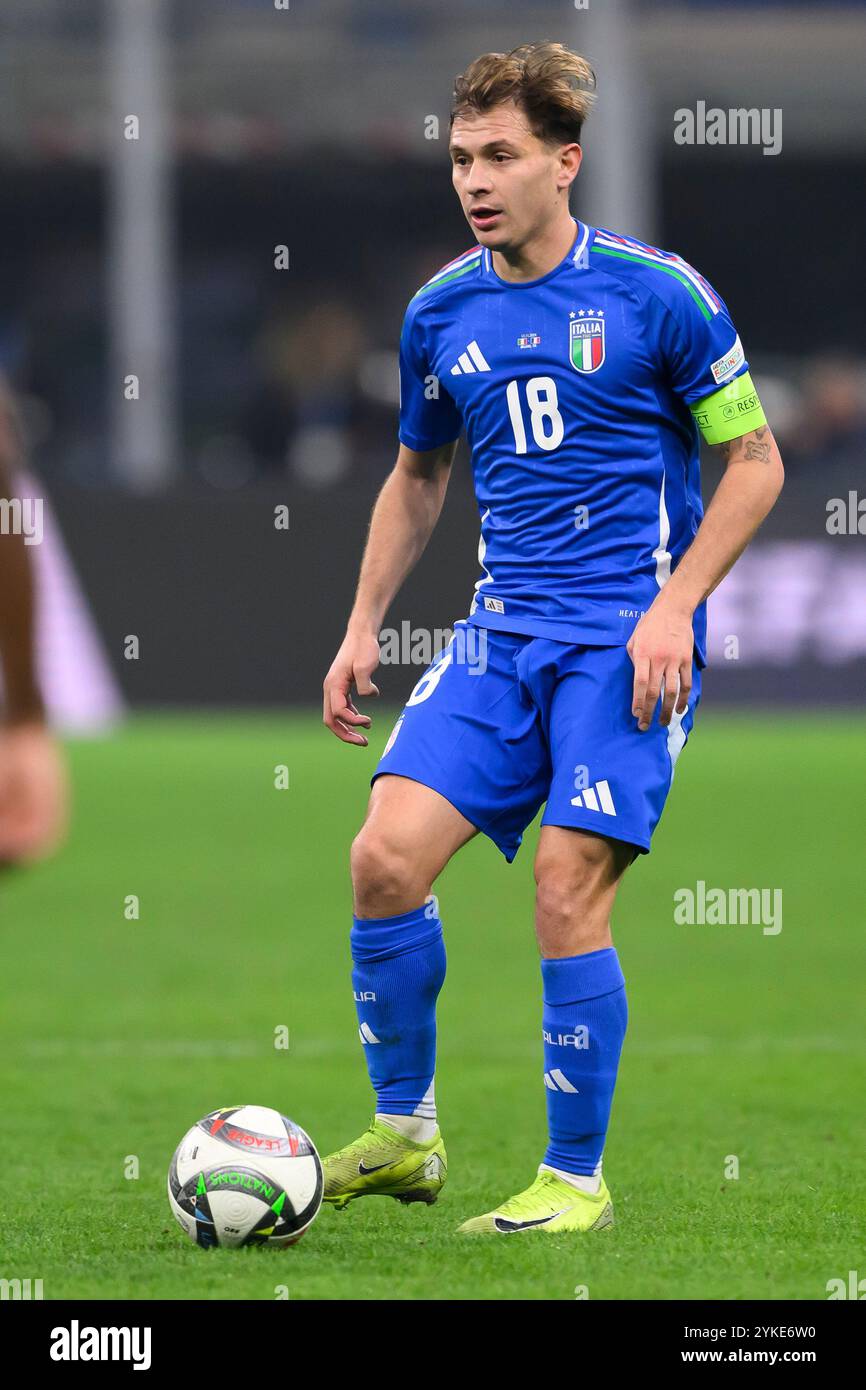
left=167, top=1105, right=323, bottom=1249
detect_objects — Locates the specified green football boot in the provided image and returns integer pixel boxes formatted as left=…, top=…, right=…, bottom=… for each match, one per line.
left=322, top=1118, right=447, bottom=1209
left=457, top=1169, right=613, bottom=1235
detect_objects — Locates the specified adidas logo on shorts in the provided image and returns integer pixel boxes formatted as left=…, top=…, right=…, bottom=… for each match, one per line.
left=570, top=779, right=617, bottom=816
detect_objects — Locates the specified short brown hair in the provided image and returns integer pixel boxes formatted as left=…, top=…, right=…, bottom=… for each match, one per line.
left=451, top=42, right=596, bottom=146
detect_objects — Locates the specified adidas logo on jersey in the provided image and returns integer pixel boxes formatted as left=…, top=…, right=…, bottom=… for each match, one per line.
left=570, top=779, right=617, bottom=816
left=358, top=1022, right=380, bottom=1045
left=450, top=340, right=491, bottom=375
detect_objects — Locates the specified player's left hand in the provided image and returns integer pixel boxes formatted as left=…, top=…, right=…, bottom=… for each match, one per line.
left=626, top=599, right=694, bottom=733
left=0, top=721, right=69, bottom=865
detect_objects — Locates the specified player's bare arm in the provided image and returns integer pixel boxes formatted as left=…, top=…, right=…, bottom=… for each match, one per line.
left=628, top=422, right=784, bottom=731
left=323, top=438, right=457, bottom=746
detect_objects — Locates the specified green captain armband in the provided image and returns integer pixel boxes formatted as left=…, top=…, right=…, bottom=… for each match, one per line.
left=689, top=371, right=767, bottom=446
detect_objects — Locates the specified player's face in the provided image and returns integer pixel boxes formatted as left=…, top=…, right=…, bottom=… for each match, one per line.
left=449, top=101, right=579, bottom=253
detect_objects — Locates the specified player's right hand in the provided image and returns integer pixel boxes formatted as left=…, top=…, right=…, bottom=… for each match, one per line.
left=322, top=630, right=380, bottom=746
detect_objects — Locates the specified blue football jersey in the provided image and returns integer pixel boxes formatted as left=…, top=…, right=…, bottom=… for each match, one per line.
left=397, top=218, right=753, bottom=666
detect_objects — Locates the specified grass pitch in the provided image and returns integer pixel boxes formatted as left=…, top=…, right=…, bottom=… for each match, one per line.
left=1, top=711, right=863, bottom=1300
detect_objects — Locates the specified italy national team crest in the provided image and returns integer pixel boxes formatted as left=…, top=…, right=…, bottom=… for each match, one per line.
left=569, top=310, right=605, bottom=374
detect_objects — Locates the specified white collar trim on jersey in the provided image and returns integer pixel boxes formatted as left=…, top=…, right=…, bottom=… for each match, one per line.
left=570, top=219, right=591, bottom=266
left=482, top=219, right=590, bottom=278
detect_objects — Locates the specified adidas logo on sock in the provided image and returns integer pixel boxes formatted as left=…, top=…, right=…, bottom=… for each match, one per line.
left=543, top=1069, right=579, bottom=1093
left=570, top=779, right=616, bottom=816
left=358, top=1022, right=380, bottom=1045
left=450, top=340, right=491, bottom=375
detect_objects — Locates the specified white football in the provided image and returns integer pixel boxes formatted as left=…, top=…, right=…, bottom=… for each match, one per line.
left=167, top=1105, right=323, bottom=1249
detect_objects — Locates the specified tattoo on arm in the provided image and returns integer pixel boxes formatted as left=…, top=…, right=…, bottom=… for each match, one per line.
left=743, top=427, right=772, bottom=462
left=718, top=426, right=771, bottom=465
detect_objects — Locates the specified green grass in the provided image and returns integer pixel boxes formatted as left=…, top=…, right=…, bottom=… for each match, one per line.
left=1, top=711, right=864, bottom=1300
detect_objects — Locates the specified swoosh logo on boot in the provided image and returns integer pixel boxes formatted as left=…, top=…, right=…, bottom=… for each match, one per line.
left=493, top=1208, right=570, bottom=1233
left=358, top=1159, right=395, bottom=1176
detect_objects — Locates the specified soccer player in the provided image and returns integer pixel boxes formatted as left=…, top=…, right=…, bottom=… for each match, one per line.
left=321, top=42, right=784, bottom=1233
left=0, top=382, right=67, bottom=864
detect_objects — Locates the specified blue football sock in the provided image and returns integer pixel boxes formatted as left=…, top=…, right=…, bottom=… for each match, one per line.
left=351, top=902, right=446, bottom=1119
left=540, top=947, right=628, bottom=1176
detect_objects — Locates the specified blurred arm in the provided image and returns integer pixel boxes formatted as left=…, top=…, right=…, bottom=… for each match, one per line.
left=0, top=390, right=68, bottom=863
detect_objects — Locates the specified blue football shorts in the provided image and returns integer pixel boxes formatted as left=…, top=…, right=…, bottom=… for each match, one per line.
left=372, top=624, right=701, bottom=861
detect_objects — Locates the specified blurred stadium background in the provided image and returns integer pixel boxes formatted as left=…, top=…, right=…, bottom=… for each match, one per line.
left=2, top=0, right=865, bottom=719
